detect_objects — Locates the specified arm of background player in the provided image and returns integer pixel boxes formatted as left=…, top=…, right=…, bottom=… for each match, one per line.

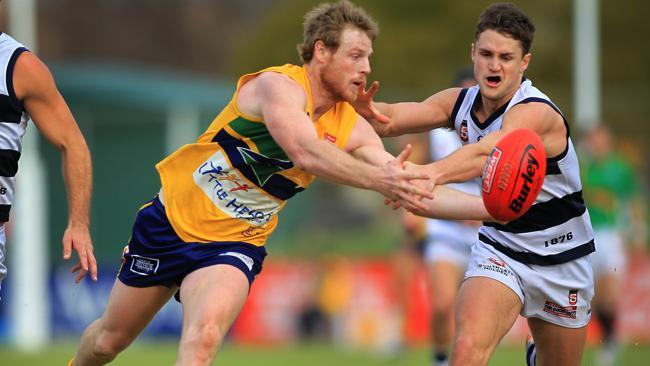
left=352, top=83, right=461, bottom=137
left=251, top=72, right=431, bottom=204
left=13, top=51, right=96, bottom=283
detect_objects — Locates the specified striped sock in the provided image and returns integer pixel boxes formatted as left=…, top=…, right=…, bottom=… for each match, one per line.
left=526, top=341, right=536, bottom=366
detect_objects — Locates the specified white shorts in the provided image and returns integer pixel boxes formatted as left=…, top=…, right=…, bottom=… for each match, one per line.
left=424, top=220, right=476, bottom=268
left=464, top=242, right=594, bottom=328
left=591, top=228, right=627, bottom=277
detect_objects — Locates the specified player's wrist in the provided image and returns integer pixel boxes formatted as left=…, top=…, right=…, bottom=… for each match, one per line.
left=67, top=217, right=90, bottom=230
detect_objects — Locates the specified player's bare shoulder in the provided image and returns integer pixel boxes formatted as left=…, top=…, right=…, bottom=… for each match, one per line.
left=422, top=87, right=465, bottom=123
left=13, top=51, right=56, bottom=101
left=237, top=72, right=306, bottom=119
left=503, top=102, right=567, bottom=158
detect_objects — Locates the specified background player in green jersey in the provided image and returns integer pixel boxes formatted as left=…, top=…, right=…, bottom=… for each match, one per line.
left=582, top=124, right=648, bottom=366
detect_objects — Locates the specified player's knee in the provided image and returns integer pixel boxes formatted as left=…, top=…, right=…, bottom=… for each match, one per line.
left=92, top=331, right=131, bottom=359
left=452, top=334, right=489, bottom=364
left=433, top=297, right=455, bottom=318
left=188, top=322, right=226, bottom=355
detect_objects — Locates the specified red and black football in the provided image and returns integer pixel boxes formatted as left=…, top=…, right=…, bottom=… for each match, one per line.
left=481, top=128, right=546, bottom=222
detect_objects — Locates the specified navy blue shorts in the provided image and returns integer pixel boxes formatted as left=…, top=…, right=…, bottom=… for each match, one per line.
left=117, top=196, right=267, bottom=292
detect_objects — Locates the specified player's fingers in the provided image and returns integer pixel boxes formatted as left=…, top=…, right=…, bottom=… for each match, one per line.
left=62, top=237, right=72, bottom=260
left=75, top=268, right=88, bottom=284
left=76, top=246, right=89, bottom=272
left=402, top=171, right=431, bottom=182
left=401, top=196, right=428, bottom=213
left=395, top=144, right=412, bottom=165
left=372, top=109, right=391, bottom=124
left=404, top=182, right=434, bottom=200
left=366, top=81, right=380, bottom=97
left=88, top=250, right=98, bottom=282
left=71, top=262, right=82, bottom=273
left=395, top=187, right=431, bottom=212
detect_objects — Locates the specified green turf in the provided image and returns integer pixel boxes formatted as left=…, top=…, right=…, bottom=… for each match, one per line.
left=0, top=341, right=649, bottom=365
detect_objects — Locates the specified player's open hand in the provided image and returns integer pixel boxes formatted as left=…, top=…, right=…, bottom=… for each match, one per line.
left=352, top=81, right=390, bottom=124
left=379, top=144, right=433, bottom=211
left=63, top=223, right=98, bottom=283
left=397, top=161, right=438, bottom=212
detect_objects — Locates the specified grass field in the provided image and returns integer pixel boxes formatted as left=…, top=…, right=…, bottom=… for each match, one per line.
left=1, top=341, right=649, bottom=365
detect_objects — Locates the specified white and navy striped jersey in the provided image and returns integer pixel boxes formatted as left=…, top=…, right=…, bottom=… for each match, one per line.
left=426, top=128, right=480, bottom=241
left=451, top=79, right=594, bottom=265
left=0, top=33, right=29, bottom=222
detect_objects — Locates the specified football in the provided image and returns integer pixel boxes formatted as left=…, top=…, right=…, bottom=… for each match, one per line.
left=481, top=128, right=546, bottom=222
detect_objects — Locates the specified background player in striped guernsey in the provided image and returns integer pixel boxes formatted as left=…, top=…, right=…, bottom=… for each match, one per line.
left=391, top=68, right=480, bottom=366
left=67, top=2, right=490, bottom=365
left=422, top=68, right=480, bottom=366
left=353, top=3, right=594, bottom=366
left=0, top=29, right=96, bottom=290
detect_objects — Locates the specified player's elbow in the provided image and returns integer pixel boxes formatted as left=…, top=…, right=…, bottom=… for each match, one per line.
left=285, top=144, right=316, bottom=172
left=374, top=123, right=396, bottom=138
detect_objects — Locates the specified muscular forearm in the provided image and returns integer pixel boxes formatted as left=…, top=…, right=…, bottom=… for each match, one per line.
left=61, top=142, right=92, bottom=226
left=428, top=141, right=490, bottom=185
left=297, top=139, right=385, bottom=191
left=350, top=145, right=393, bottom=167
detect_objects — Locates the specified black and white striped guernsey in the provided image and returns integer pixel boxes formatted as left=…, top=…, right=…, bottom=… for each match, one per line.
left=451, top=79, right=595, bottom=265
left=0, top=33, right=29, bottom=222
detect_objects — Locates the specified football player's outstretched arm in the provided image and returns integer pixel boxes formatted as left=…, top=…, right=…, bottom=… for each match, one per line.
left=352, top=82, right=461, bottom=137
left=242, top=72, right=432, bottom=203
left=410, top=185, right=492, bottom=221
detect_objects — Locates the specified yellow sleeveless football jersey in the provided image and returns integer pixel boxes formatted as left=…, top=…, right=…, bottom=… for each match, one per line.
left=156, top=64, right=358, bottom=246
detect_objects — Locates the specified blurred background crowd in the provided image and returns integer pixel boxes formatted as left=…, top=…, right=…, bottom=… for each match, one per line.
left=0, top=0, right=647, bottom=364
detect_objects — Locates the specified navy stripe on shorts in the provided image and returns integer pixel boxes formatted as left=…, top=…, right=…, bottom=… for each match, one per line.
left=118, top=196, right=267, bottom=292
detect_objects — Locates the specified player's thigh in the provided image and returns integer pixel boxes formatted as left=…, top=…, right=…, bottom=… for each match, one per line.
left=456, top=277, right=522, bottom=347
left=101, top=279, right=176, bottom=340
left=594, top=273, right=619, bottom=309
left=528, top=317, right=587, bottom=366
left=179, top=264, right=250, bottom=335
left=430, top=260, right=464, bottom=308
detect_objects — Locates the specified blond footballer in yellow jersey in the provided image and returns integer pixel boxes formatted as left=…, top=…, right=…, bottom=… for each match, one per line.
left=69, top=3, right=477, bottom=365
left=157, top=64, right=358, bottom=246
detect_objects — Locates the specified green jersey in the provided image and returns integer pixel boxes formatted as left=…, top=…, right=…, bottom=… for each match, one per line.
left=582, top=154, right=638, bottom=228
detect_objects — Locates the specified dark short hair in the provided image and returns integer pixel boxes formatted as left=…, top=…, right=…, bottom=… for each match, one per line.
left=297, top=0, right=379, bottom=63
left=452, top=67, right=475, bottom=87
left=474, top=3, right=535, bottom=55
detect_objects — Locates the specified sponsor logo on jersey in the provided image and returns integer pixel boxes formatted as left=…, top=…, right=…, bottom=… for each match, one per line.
left=219, top=174, right=253, bottom=193
left=569, top=289, right=578, bottom=305
left=482, top=147, right=502, bottom=193
left=324, top=132, right=337, bottom=143
left=129, top=255, right=159, bottom=276
left=460, top=120, right=469, bottom=142
left=219, top=252, right=254, bottom=271
left=194, top=150, right=281, bottom=226
left=237, top=147, right=293, bottom=186
left=543, top=300, right=577, bottom=319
